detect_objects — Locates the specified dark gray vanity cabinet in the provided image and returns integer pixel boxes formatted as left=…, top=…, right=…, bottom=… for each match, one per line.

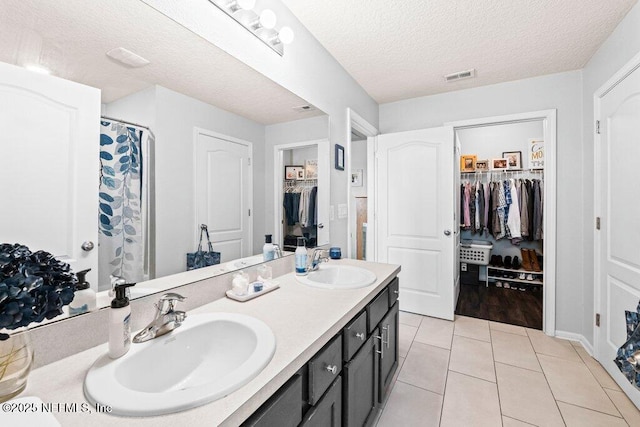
left=343, top=334, right=378, bottom=426
left=301, top=377, right=342, bottom=427
left=242, top=275, right=399, bottom=427
left=377, top=302, right=399, bottom=404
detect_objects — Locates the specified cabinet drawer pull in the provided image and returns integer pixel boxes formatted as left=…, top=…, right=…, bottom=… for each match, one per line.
left=355, top=332, right=365, bottom=341
left=325, top=364, right=338, bottom=375
left=393, top=290, right=399, bottom=295
left=382, top=325, right=390, bottom=349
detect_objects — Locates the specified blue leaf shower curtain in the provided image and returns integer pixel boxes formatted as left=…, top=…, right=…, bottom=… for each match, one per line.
left=98, top=120, right=152, bottom=289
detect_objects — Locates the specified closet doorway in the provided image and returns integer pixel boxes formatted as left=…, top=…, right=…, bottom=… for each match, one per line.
left=448, top=110, right=557, bottom=335
left=274, top=139, right=330, bottom=251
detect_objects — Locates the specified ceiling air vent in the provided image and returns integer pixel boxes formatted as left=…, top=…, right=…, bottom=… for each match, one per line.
left=106, top=47, right=150, bottom=68
left=292, top=104, right=317, bottom=113
left=444, top=69, right=476, bottom=82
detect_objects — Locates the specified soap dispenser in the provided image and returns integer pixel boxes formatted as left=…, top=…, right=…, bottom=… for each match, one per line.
left=263, top=234, right=276, bottom=261
left=109, top=282, right=135, bottom=359
left=68, top=268, right=96, bottom=315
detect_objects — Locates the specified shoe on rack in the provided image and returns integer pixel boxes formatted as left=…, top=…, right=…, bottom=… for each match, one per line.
left=489, top=255, right=497, bottom=266
left=528, top=249, right=542, bottom=272
left=495, top=255, right=504, bottom=267
left=504, top=256, right=512, bottom=269
left=519, top=287, right=526, bottom=291
left=496, top=281, right=503, bottom=288
left=526, top=274, right=534, bottom=281
left=520, top=249, right=532, bottom=271
left=504, top=282, right=511, bottom=289
left=518, top=272, right=526, bottom=280
left=512, top=256, right=520, bottom=270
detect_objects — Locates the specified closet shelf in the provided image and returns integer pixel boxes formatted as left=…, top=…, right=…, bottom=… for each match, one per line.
left=460, top=168, right=544, bottom=175
left=488, top=276, right=543, bottom=286
left=487, top=265, right=543, bottom=275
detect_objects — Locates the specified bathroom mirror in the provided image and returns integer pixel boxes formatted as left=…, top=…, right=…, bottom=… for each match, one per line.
left=0, top=0, right=328, bottom=329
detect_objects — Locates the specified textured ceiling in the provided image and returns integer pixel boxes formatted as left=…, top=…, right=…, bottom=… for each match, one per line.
left=0, top=0, right=323, bottom=125
left=281, top=0, right=638, bottom=103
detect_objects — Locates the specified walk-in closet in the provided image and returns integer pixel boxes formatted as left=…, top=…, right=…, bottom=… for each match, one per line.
left=281, top=146, right=319, bottom=251
left=456, top=120, right=546, bottom=329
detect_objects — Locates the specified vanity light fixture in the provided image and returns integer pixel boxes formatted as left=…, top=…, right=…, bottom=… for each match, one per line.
left=208, top=0, right=294, bottom=56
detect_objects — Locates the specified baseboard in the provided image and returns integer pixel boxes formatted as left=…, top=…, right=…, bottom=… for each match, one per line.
left=555, top=330, right=594, bottom=356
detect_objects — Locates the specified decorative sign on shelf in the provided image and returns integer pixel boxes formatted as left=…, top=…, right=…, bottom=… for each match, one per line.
left=529, top=139, right=544, bottom=169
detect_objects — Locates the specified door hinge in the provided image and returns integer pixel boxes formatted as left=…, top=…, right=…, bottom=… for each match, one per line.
left=596, top=120, right=600, bottom=134
left=596, top=313, right=601, bottom=327
left=247, top=157, right=251, bottom=166
left=596, top=217, right=600, bottom=230
left=248, top=209, right=251, bottom=216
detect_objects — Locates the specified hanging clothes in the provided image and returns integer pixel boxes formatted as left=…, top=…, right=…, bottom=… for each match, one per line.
left=507, top=179, right=522, bottom=244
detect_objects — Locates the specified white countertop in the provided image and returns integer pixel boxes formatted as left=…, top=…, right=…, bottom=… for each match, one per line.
left=22, top=259, right=400, bottom=427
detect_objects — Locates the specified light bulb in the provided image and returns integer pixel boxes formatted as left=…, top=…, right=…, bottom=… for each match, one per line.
left=237, top=0, right=255, bottom=10
left=279, top=26, right=294, bottom=44
left=259, top=9, right=277, bottom=29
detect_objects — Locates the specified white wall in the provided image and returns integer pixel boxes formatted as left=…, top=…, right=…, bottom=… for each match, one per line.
left=350, top=139, right=368, bottom=256
left=141, top=0, right=379, bottom=251
left=107, top=85, right=266, bottom=278
left=581, top=2, right=640, bottom=345
left=379, top=70, right=584, bottom=336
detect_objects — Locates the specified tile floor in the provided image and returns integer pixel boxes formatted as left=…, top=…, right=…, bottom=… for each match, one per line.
left=376, top=313, right=640, bottom=427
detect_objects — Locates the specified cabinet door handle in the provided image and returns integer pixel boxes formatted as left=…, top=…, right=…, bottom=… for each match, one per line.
left=325, top=364, right=338, bottom=375
left=355, top=332, right=365, bottom=341
left=383, top=325, right=390, bottom=349
left=375, top=334, right=384, bottom=359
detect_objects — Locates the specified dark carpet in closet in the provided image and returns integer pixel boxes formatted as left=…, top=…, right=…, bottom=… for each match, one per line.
left=455, top=283, right=543, bottom=330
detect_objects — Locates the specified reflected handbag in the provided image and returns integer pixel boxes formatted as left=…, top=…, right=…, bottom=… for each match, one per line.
left=614, top=300, right=640, bottom=389
left=186, top=224, right=221, bottom=270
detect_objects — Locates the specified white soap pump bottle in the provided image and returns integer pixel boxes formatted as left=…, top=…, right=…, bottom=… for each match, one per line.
left=295, top=237, right=307, bottom=275
left=109, top=282, right=134, bottom=359
left=263, top=234, right=275, bottom=261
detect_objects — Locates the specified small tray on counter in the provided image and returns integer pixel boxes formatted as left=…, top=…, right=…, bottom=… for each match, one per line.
left=226, top=281, right=280, bottom=302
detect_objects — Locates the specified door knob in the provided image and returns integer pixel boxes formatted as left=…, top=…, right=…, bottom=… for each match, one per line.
left=355, top=332, right=365, bottom=341
left=443, top=230, right=451, bottom=236
left=318, top=223, right=324, bottom=229
left=81, top=241, right=95, bottom=251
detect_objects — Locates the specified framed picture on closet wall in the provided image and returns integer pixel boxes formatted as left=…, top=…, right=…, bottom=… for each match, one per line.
left=305, top=159, right=318, bottom=179
left=296, top=168, right=306, bottom=180
left=460, top=154, right=477, bottom=172
left=476, top=159, right=489, bottom=172
left=502, top=151, right=522, bottom=170
left=285, top=165, right=303, bottom=180
left=335, top=144, right=345, bottom=170
left=491, top=158, right=509, bottom=170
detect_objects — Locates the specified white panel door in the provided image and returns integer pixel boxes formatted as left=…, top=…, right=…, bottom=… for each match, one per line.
left=598, top=64, right=640, bottom=406
left=316, top=139, right=330, bottom=245
left=195, top=130, right=252, bottom=263
left=0, top=62, right=100, bottom=286
left=376, top=127, right=455, bottom=319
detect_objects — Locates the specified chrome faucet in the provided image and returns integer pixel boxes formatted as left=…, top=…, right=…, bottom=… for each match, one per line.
left=273, top=244, right=283, bottom=259
left=133, top=293, right=187, bottom=343
left=308, top=248, right=330, bottom=272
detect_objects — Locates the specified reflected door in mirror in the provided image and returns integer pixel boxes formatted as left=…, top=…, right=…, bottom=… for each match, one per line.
left=195, top=129, right=252, bottom=263
left=0, top=62, right=100, bottom=286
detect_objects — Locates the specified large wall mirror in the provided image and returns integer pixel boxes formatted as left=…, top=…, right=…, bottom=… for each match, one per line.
left=0, top=0, right=329, bottom=330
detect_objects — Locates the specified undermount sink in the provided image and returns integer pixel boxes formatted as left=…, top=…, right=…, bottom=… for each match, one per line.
left=296, top=264, right=377, bottom=289
left=84, top=313, right=276, bottom=416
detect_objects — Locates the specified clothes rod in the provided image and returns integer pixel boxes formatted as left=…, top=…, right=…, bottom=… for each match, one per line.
left=460, top=169, right=543, bottom=174
left=101, top=115, right=150, bottom=131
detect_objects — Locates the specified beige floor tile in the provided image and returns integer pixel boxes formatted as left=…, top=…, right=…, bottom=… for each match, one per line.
left=491, top=330, right=541, bottom=372
left=454, top=315, right=491, bottom=342
left=440, top=371, right=502, bottom=427
left=398, top=323, right=418, bottom=358
left=574, top=346, right=621, bottom=391
left=398, top=342, right=450, bottom=394
left=377, top=381, right=443, bottom=427
left=605, top=388, right=640, bottom=426
left=502, top=416, right=536, bottom=426
left=449, top=335, right=496, bottom=382
left=399, top=311, right=423, bottom=328
left=495, top=362, right=564, bottom=426
left=490, top=321, right=528, bottom=336
left=538, top=354, right=620, bottom=416
left=527, top=329, right=581, bottom=361
left=414, top=316, right=454, bottom=350
left=557, top=401, right=627, bottom=427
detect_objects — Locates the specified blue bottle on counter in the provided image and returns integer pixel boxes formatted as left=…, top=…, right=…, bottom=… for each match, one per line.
left=295, top=237, right=307, bottom=275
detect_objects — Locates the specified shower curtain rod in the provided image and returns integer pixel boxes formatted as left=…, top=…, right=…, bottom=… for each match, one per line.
left=101, top=115, right=150, bottom=131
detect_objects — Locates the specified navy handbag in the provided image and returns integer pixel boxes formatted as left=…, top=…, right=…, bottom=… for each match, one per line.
left=186, top=224, right=221, bottom=270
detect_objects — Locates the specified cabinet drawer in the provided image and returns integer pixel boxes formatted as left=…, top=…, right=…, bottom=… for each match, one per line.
left=242, top=374, right=302, bottom=427
left=300, top=376, right=342, bottom=427
left=343, top=310, right=367, bottom=362
left=366, top=288, right=389, bottom=334
left=388, top=277, right=399, bottom=307
left=308, top=335, right=343, bottom=406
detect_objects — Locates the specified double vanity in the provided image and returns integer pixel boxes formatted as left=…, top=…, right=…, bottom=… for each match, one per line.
left=23, top=258, right=400, bottom=426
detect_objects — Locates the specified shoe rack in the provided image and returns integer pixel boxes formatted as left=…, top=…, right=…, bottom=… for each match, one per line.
left=485, top=249, right=543, bottom=290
